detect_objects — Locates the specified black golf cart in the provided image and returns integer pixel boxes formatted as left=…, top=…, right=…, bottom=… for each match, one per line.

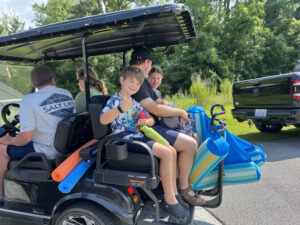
left=0, top=4, right=224, bottom=225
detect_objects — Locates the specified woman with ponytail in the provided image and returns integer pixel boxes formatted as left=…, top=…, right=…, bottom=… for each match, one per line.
left=75, top=67, right=108, bottom=113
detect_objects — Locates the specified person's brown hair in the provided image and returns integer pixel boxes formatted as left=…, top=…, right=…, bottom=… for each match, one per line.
left=31, top=65, right=54, bottom=87
left=76, top=67, right=108, bottom=94
left=149, top=65, right=163, bottom=77
left=121, top=66, right=144, bottom=84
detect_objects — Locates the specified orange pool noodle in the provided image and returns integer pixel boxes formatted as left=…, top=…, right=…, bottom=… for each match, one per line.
left=51, top=139, right=98, bottom=182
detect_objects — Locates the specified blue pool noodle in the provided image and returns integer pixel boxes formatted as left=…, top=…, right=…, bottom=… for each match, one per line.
left=58, top=157, right=96, bottom=194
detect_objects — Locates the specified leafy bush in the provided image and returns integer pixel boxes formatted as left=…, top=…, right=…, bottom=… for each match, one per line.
left=167, top=76, right=233, bottom=109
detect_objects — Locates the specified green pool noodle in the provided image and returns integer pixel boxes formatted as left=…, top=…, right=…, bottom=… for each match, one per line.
left=140, top=125, right=169, bottom=146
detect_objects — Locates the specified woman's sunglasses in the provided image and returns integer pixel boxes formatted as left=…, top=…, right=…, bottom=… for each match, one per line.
left=76, top=78, right=83, bottom=83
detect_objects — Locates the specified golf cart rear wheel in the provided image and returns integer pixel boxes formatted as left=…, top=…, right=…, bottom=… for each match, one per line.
left=54, top=202, right=118, bottom=225
left=253, top=121, right=283, bottom=133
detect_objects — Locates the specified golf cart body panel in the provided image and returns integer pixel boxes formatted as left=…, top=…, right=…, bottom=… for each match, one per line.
left=0, top=4, right=195, bottom=62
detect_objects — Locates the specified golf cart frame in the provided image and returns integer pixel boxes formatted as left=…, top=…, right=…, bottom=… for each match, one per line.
left=0, top=4, right=224, bottom=225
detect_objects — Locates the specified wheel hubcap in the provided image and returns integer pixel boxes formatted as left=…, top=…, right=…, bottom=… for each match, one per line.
left=62, top=215, right=96, bottom=225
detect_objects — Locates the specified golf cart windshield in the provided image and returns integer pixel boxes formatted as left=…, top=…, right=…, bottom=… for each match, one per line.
left=0, top=63, right=32, bottom=124
left=0, top=4, right=195, bottom=62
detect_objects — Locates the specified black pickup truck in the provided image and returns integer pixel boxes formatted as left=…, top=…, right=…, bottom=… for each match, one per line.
left=232, top=61, right=300, bottom=132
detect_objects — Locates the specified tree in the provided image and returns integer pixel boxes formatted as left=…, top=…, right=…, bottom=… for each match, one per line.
left=33, top=0, right=75, bottom=26
left=0, top=11, right=25, bottom=35
left=0, top=11, right=26, bottom=80
left=263, top=0, right=300, bottom=74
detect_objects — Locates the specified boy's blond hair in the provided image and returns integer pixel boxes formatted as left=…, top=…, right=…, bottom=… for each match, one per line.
left=121, top=66, right=144, bottom=84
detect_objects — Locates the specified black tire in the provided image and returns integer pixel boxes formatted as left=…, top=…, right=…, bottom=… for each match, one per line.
left=294, top=124, right=300, bottom=128
left=254, top=121, right=283, bottom=133
left=54, top=202, right=118, bottom=225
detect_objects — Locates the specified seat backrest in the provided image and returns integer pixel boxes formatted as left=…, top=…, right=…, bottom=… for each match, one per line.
left=89, top=95, right=112, bottom=140
left=54, top=113, right=93, bottom=154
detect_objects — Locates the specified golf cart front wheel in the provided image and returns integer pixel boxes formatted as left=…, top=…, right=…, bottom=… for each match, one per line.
left=54, top=202, right=118, bottom=225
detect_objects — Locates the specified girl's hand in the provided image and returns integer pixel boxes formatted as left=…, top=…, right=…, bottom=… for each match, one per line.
left=136, top=118, right=148, bottom=126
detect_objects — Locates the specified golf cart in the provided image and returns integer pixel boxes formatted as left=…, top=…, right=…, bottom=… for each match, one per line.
left=0, top=4, right=224, bottom=225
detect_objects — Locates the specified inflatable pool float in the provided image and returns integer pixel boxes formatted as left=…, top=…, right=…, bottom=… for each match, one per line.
left=191, top=161, right=261, bottom=190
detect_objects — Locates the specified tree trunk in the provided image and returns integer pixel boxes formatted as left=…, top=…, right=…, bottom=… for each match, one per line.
left=117, top=0, right=121, bottom=11
left=96, top=0, right=107, bottom=14
left=4, top=61, right=11, bottom=79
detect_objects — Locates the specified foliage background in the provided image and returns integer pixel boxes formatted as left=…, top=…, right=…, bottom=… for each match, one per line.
left=0, top=0, right=299, bottom=98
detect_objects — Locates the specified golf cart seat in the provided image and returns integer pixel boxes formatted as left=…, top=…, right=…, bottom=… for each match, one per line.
left=6, top=113, right=93, bottom=181
left=89, top=95, right=160, bottom=189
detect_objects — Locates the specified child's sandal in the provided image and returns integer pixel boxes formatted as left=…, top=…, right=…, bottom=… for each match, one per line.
left=179, top=187, right=205, bottom=206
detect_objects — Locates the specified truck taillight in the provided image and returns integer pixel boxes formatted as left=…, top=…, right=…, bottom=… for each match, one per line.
left=292, top=80, right=300, bottom=100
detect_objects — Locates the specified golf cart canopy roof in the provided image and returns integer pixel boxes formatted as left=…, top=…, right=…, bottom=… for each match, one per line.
left=0, top=4, right=196, bottom=62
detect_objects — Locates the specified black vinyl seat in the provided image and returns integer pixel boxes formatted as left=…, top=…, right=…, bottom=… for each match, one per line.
left=6, top=113, right=94, bottom=182
left=89, top=95, right=160, bottom=189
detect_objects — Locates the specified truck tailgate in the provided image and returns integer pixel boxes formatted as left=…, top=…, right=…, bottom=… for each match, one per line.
left=233, top=73, right=300, bottom=109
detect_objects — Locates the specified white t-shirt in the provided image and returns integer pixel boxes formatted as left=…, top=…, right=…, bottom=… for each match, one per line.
left=20, top=86, right=75, bottom=159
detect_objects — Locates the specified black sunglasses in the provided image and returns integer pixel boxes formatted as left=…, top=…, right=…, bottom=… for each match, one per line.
left=76, top=78, right=83, bottom=83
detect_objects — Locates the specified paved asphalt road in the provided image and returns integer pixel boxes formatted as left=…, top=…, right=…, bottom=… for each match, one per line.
left=1, top=136, right=299, bottom=225
left=207, top=136, right=300, bottom=225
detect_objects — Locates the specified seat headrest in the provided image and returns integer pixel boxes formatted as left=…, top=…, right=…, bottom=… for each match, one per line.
left=89, top=95, right=112, bottom=139
left=54, top=113, right=93, bottom=154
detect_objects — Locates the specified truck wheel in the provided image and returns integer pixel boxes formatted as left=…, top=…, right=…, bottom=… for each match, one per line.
left=294, top=125, right=300, bottom=128
left=254, top=121, right=283, bottom=133
left=54, top=202, right=118, bottom=225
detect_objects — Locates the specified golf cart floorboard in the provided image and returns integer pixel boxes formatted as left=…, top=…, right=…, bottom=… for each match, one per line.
left=137, top=200, right=195, bottom=225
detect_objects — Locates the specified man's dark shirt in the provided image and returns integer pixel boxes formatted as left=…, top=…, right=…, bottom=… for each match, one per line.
left=132, top=79, right=158, bottom=102
left=132, top=79, right=158, bottom=120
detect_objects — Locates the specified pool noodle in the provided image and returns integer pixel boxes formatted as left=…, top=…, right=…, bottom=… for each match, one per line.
left=140, top=125, right=169, bottom=146
left=51, top=139, right=98, bottom=182
left=58, top=157, right=96, bottom=194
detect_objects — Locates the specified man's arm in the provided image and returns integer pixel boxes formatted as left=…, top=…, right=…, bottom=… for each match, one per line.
left=140, top=98, right=188, bottom=121
left=155, top=98, right=169, bottom=105
left=0, top=131, right=34, bottom=146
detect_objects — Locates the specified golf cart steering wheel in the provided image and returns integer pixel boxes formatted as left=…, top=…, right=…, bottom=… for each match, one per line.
left=1, top=103, right=20, bottom=132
